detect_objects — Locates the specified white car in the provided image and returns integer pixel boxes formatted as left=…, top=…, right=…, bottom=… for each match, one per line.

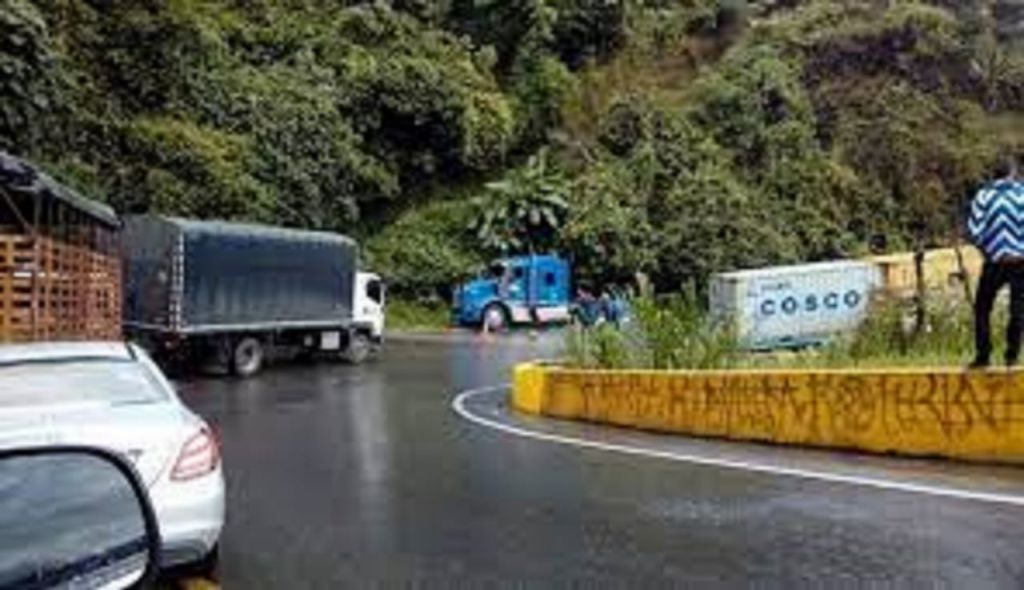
left=0, top=342, right=225, bottom=572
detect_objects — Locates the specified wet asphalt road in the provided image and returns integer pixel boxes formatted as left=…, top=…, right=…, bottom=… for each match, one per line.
left=178, top=333, right=1024, bottom=588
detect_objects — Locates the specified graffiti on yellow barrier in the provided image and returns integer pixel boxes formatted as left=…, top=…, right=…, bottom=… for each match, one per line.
left=514, top=365, right=1024, bottom=464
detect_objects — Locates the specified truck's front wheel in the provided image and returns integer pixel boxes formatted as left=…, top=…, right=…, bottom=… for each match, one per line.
left=482, top=304, right=509, bottom=333
left=343, top=332, right=371, bottom=365
left=231, top=337, right=265, bottom=377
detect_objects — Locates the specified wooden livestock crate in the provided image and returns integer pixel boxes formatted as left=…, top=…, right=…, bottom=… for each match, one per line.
left=0, top=231, right=122, bottom=343
left=0, top=152, right=122, bottom=343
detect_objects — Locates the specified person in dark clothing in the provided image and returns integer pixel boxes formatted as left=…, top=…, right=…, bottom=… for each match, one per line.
left=967, top=156, right=1024, bottom=368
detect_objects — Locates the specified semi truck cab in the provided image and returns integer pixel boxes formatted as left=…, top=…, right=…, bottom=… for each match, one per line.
left=452, top=255, right=571, bottom=331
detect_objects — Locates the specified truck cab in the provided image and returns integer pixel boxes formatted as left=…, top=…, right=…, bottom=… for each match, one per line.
left=452, top=255, right=570, bottom=331
left=354, top=271, right=386, bottom=343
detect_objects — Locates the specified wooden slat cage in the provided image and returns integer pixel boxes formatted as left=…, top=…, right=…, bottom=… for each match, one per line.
left=0, top=152, right=122, bottom=343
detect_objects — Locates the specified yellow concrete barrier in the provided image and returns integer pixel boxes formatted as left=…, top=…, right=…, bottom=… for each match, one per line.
left=512, top=364, right=1024, bottom=464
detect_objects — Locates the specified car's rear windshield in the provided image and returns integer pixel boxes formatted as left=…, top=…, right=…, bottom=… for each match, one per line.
left=0, top=360, right=168, bottom=408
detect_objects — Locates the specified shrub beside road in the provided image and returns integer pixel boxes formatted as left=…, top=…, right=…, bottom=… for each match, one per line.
left=566, top=293, right=1005, bottom=371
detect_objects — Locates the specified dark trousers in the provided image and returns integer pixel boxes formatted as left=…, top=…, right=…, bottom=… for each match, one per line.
left=975, top=261, right=1024, bottom=364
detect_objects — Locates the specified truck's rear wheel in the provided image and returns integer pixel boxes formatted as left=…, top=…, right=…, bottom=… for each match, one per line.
left=343, top=332, right=371, bottom=365
left=482, top=304, right=509, bottom=333
left=231, top=337, right=265, bottom=377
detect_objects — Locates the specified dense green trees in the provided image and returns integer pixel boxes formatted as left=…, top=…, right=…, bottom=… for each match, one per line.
left=469, top=149, right=570, bottom=254
left=2, top=0, right=1022, bottom=297
left=0, top=0, right=57, bottom=152
left=3, top=2, right=514, bottom=225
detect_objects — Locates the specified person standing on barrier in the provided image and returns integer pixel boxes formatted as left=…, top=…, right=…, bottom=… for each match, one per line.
left=968, top=155, right=1024, bottom=368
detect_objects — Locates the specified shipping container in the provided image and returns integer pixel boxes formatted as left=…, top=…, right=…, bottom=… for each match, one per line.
left=122, top=215, right=379, bottom=376
left=709, top=260, right=882, bottom=350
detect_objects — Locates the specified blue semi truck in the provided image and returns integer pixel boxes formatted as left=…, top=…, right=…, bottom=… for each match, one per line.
left=452, top=255, right=572, bottom=331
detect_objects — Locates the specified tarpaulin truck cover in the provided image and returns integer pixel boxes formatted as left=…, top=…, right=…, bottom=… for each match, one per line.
left=122, top=216, right=357, bottom=334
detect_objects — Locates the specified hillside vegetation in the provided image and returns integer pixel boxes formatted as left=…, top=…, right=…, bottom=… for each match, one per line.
left=3, top=0, right=1023, bottom=296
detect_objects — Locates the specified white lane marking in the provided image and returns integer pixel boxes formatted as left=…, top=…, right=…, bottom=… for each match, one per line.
left=452, top=386, right=1024, bottom=508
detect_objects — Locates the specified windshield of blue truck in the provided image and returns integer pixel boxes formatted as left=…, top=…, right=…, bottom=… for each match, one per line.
left=483, top=263, right=506, bottom=281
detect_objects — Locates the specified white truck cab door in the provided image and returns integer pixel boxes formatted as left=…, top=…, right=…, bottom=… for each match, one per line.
left=354, top=272, right=386, bottom=338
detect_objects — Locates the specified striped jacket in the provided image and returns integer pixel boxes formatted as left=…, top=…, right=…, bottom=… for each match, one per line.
left=968, top=179, right=1024, bottom=261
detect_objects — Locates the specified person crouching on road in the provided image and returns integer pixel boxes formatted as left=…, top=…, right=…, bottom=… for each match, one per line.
left=968, top=155, right=1024, bottom=368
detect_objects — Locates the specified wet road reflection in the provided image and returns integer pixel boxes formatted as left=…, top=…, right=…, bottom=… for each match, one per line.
left=178, top=333, right=1024, bottom=588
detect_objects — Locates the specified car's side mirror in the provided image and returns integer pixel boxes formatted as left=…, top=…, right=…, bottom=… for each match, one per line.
left=0, top=447, right=161, bottom=590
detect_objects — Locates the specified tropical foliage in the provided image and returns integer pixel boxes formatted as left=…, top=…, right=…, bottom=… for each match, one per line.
left=2, top=0, right=1023, bottom=296
left=469, top=149, right=569, bottom=254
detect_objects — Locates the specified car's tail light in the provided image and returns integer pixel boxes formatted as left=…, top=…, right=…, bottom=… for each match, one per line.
left=171, top=427, right=220, bottom=481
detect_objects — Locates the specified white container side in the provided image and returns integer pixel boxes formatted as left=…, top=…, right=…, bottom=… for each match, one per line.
left=710, top=260, right=883, bottom=349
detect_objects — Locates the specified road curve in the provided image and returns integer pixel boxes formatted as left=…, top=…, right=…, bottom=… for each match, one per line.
left=178, top=334, right=1024, bottom=588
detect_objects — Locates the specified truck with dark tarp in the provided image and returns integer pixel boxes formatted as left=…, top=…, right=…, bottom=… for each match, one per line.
left=122, top=215, right=385, bottom=376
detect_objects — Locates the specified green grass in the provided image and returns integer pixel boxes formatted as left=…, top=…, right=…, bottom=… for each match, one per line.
left=566, top=291, right=743, bottom=370
left=386, top=298, right=451, bottom=332
left=565, top=293, right=1004, bottom=371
